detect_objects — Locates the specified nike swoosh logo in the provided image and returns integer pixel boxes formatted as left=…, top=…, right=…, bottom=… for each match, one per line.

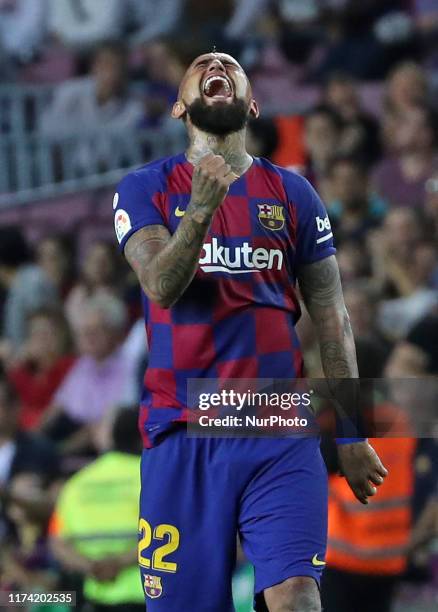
left=175, top=206, right=185, bottom=217
left=312, top=554, right=326, bottom=567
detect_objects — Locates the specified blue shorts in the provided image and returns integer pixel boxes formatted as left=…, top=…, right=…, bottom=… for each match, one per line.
left=139, top=429, right=327, bottom=611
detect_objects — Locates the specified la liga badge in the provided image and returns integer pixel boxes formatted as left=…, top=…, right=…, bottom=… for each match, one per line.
left=114, top=209, right=132, bottom=243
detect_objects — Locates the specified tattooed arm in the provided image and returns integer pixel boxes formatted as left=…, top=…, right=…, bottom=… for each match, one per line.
left=298, top=255, right=387, bottom=504
left=297, top=255, right=357, bottom=379
left=125, top=154, right=236, bottom=308
left=124, top=214, right=207, bottom=309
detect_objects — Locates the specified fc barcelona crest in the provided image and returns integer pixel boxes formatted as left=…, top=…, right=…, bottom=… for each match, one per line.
left=257, top=204, right=285, bottom=231
left=143, top=574, right=163, bottom=599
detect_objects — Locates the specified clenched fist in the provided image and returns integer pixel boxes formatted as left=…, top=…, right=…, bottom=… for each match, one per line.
left=338, top=441, right=388, bottom=505
left=190, top=154, right=238, bottom=216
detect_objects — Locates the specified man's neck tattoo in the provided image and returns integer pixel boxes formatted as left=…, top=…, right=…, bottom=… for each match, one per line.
left=187, top=131, right=252, bottom=176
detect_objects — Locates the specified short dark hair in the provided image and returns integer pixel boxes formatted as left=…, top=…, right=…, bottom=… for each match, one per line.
left=112, top=407, right=142, bottom=455
left=0, top=226, right=31, bottom=268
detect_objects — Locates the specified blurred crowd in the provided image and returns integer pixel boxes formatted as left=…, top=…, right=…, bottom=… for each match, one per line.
left=1, top=1, right=438, bottom=137
left=0, top=1, right=438, bottom=611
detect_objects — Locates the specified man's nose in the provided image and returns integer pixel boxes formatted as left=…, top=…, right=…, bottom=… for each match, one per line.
left=207, top=60, right=226, bottom=74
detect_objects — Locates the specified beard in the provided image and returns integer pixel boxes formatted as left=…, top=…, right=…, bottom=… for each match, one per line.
left=186, top=97, right=249, bottom=136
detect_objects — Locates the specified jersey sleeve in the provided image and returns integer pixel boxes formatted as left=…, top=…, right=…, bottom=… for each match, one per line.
left=292, top=175, right=336, bottom=266
left=113, top=169, right=166, bottom=252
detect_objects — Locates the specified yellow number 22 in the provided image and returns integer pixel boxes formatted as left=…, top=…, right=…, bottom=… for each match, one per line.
left=138, top=518, right=180, bottom=573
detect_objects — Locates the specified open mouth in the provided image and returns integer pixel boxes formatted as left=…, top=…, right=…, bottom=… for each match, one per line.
left=202, top=75, right=233, bottom=100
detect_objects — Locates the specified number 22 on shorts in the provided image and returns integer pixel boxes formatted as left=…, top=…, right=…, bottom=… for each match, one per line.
left=138, top=518, right=180, bottom=573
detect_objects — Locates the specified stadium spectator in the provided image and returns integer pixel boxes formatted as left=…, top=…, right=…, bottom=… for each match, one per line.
left=0, top=371, right=59, bottom=542
left=8, top=308, right=75, bottom=430
left=383, top=62, right=429, bottom=118
left=133, top=40, right=186, bottom=130
left=275, top=0, right=323, bottom=71
left=305, top=4, right=384, bottom=81
left=303, top=104, right=343, bottom=198
left=373, top=104, right=438, bottom=208
left=0, top=471, right=57, bottom=593
left=322, top=72, right=381, bottom=165
left=322, top=433, right=416, bottom=612
left=385, top=311, right=438, bottom=378
left=49, top=406, right=144, bottom=612
left=327, top=154, right=387, bottom=245
left=40, top=42, right=145, bottom=173
left=65, top=241, right=121, bottom=330
left=381, top=61, right=429, bottom=159
left=47, top=0, right=125, bottom=54
left=0, top=0, right=48, bottom=80
left=35, top=235, right=75, bottom=302
left=369, top=208, right=423, bottom=299
left=41, top=296, right=138, bottom=456
left=336, top=240, right=371, bottom=284
left=384, top=313, right=438, bottom=609
left=375, top=233, right=438, bottom=339
left=321, top=340, right=416, bottom=612
left=383, top=288, right=438, bottom=343
left=343, top=281, right=392, bottom=360
left=0, top=370, right=58, bottom=481
left=0, top=227, right=58, bottom=355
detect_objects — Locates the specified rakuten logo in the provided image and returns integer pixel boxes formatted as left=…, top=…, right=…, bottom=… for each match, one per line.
left=199, top=238, right=283, bottom=274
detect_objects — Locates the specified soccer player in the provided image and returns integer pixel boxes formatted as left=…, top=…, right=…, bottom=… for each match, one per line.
left=113, top=53, right=388, bottom=611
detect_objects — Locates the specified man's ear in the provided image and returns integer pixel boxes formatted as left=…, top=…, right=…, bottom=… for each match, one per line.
left=172, top=101, right=186, bottom=119
left=249, top=99, right=260, bottom=119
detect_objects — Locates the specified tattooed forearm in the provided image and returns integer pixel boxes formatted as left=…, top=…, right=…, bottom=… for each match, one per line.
left=124, top=205, right=212, bottom=308
left=298, top=255, right=358, bottom=379
left=298, top=255, right=361, bottom=433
